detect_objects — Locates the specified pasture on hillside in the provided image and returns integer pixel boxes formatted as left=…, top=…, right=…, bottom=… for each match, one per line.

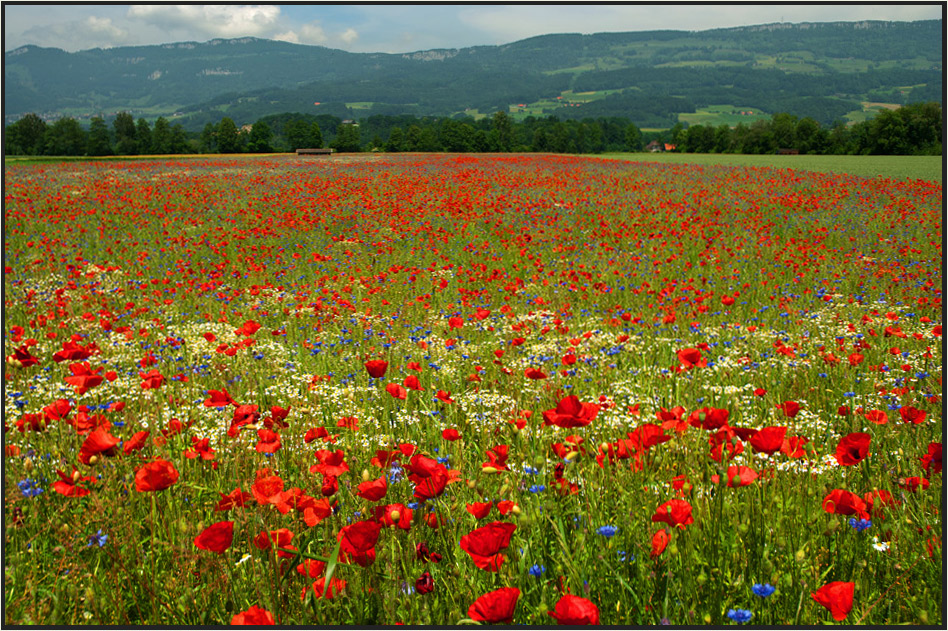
left=3, top=153, right=942, bottom=626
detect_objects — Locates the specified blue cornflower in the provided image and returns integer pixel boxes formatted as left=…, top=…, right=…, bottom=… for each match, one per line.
left=18, top=479, right=43, bottom=499
left=726, top=608, right=753, bottom=624
left=87, top=529, right=108, bottom=548
left=528, top=564, right=546, bottom=577
left=523, top=465, right=541, bottom=475
left=849, top=518, right=872, bottom=532
left=596, top=525, right=618, bottom=538
left=752, top=583, right=776, bottom=598
left=528, top=484, right=546, bottom=493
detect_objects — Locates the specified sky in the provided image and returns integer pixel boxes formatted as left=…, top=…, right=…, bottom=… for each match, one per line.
left=3, top=3, right=943, bottom=54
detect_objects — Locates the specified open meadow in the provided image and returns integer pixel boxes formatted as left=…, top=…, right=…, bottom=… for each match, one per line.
left=3, top=153, right=942, bottom=626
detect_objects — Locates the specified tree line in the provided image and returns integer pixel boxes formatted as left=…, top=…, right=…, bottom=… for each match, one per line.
left=4, top=102, right=941, bottom=158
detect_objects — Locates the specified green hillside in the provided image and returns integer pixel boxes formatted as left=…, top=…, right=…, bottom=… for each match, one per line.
left=4, top=20, right=941, bottom=130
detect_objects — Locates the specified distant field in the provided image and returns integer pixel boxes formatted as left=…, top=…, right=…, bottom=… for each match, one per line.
left=600, top=152, right=943, bottom=183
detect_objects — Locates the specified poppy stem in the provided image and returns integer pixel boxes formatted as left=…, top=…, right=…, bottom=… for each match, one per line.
left=150, top=493, right=158, bottom=623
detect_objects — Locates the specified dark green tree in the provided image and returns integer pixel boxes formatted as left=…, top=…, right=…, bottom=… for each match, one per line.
left=113, top=112, right=137, bottom=155
left=310, top=122, right=324, bottom=148
left=135, top=118, right=153, bottom=155
left=45, top=117, right=87, bottom=155
left=169, top=123, right=190, bottom=154
left=331, top=123, right=362, bottom=152
left=152, top=117, right=172, bottom=154
left=86, top=116, right=113, bottom=156
left=385, top=127, right=405, bottom=152
left=624, top=123, right=643, bottom=151
left=247, top=120, right=274, bottom=153
left=217, top=117, right=240, bottom=153
left=6, top=113, right=48, bottom=155
left=490, top=110, right=514, bottom=152
left=199, top=123, right=217, bottom=153
left=284, top=119, right=312, bottom=151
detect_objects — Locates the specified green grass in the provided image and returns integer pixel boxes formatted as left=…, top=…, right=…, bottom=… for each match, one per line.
left=600, top=152, right=944, bottom=183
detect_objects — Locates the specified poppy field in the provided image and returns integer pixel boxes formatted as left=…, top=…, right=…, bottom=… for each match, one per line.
left=3, top=153, right=943, bottom=626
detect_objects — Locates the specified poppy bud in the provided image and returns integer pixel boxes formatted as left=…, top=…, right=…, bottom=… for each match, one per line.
left=511, top=505, right=521, bottom=516
left=88, top=455, right=99, bottom=466
left=703, top=614, right=712, bottom=624
left=668, top=544, right=678, bottom=555
left=361, top=469, right=370, bottom=482
left=72, top=469, right=81, bottom=483
left=794, top=548, right=806, bottom=563
left=697, top=572, right=707, bottom=586
left=23, top=458, right=33, bottom=472
left=466, top=479, right=477, bottom=489
left=389, top=510, right=401, bottom=524
left=565, top=450, right=579, bottom=461
left=482, top=466, right=498, bottom=474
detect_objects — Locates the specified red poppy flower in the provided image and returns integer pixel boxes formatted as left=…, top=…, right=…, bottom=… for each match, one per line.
left=822, top=489, right=868, bottom=519
left=404, top=375, right=424, bottom=391
left=64, top=362, right=104, bottom=394
left=651, top=499, right=694, bottom=529
left=448, top=316, right=464, bottom=329
left=542, top=395, right=600, bottom=428
left=135, top=458, right=179, bottom=492
left=811, top=581, right=854, bottom=621
left=459, top=521, right=516, bottom=571
left=749, top=426, right=787, bottom=454
left=235, top=319, right=261, bottom=336
left=215, top=487, right=254, bottom=512
left=524, top=367, right=548, bottom=380
left=364, top=359, right=388, bottom=378
left=835, top=432, right=871, bottom=466
left=724, top=465, right=758, bottom=487
left=254, top=528, right=296, bottom=558
left=920, top=442, right=942, bottom=475
left=337, top=519, right=381, bottom=567
left=185, top=436, right=216, bottom=460
left=321, top=474, right=338, bottom=497
left=899, top=405, right=926, bottom=425
left=468, top=587, right=520, bottom=624
left=676, top=347, right=706, bottom=369
left=863, top=489, right=899, bottom=518
left=466, top=501, right=493, bottom=519
left=483, top=444, right=510, bottom=470
left=296, top=558, right=327, bottom=578
left=7, top=345, right=40, bottom=368
left=627, top=423, right=671, bottom=452
left=251, top=474, right=285, bottom=505
left=781, top=435, right=809, bottom=458
left=231, top=605, right=275, bottom=625
left=442, top=428, right=460, bottom=440
left=899, top=476, right=930, bottom=492
left=436, top=390, right=456, bottom=404
left=415, top=571, right=434, bottom=595
left=194, top=521, right=234, bottom=554
left=651, top=529, right=670, bottom=558
left=373, top=503, right=412, bottom=530
left=386, top=383, right=407, bottom=400
left=548, top=594, right=599, bottom=625
left=139, top=369, right=164, bottom=389
left=43, top=398, right=72, bottom=421
left=306, top=576, right=346, bottom=600
left=864, top=409, right=888, bottom=425
left=203, top=388, right=236, bottom=407
left=311, top=449, right=349, bottom=477
left=78, top=428, right=120, bottom=465
left=255, top=428, right=282, bottom=453
left=51, top=467, right=95, bottom=497
left=123, top=430, right=150, bottom=455
left=356, top=476, right=388, bottom=501
left=779, top=401, right=801, bottom=418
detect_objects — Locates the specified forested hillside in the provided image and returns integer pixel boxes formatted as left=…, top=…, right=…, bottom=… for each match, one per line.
left=4, top=20, right=941, bottom=130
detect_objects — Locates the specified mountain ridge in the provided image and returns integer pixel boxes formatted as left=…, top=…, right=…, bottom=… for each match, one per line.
left=5, top=19, right=941, bottom=128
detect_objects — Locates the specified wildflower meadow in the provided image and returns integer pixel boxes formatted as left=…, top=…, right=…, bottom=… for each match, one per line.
left=3, top=153, right=942, bottom=626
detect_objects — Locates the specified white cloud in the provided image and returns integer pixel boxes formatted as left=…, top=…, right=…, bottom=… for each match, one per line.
left=339, top=28, right=359, bottom=44
left=127, top=5, right=281, bottom=39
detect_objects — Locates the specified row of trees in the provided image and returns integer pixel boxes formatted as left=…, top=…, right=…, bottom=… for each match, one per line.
left=5, top=102, right=941, bottom=157
left=4, top=112, right=192, bottom=157
left=674, top=102, right=942, bottom=155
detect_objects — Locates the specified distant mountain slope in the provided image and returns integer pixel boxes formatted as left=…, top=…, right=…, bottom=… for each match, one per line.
left=4, top=20, right=941, bottom=128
